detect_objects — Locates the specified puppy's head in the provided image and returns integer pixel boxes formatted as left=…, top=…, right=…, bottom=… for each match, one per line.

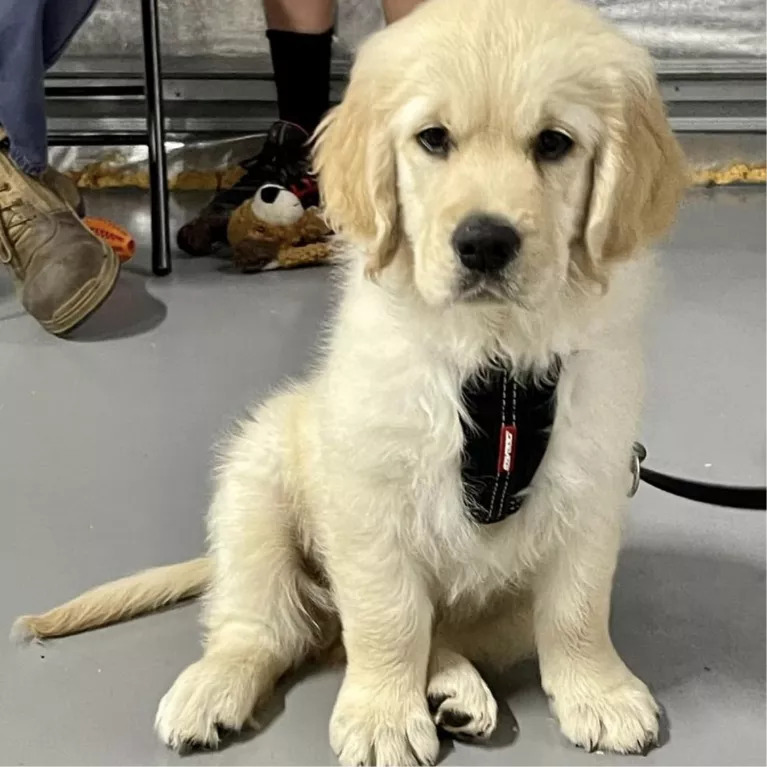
left=314, top=0, right=687, bottom=308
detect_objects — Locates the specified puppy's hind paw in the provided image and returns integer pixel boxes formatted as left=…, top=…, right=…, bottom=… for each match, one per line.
left=427, top=650, right=498, bottom=741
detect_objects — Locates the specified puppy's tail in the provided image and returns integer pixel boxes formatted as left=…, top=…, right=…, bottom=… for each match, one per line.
left=10, top=557, right=212, bottom=642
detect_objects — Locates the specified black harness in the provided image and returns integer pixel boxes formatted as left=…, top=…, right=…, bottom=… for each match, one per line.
left=460, top=363, right=767, bottom=518
left=460, top=363, right=560, bottom=524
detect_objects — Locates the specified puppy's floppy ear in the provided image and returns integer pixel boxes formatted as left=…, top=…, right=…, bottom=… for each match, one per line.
left=585, top=65, right=688, bottom=269
left=312, top=38, right=399, bottom=276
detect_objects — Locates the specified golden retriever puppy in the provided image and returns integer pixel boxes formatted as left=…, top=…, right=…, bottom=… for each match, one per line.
left=14, top=0, right=687, bottom=763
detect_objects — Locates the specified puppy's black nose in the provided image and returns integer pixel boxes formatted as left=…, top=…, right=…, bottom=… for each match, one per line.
left=452, top=214, right=521, bottom=273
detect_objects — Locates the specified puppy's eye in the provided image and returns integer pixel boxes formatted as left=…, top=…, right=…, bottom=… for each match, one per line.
left=534, top=129, right=573, bottom=162
left=417, top=126, right=451, bottom=156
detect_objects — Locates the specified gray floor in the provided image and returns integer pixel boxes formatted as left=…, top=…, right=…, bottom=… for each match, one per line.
left=0, top=187, right=764, bottom=766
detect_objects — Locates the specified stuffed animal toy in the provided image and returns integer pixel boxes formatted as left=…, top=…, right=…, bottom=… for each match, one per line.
left=227, top=183, right=333, bottom=272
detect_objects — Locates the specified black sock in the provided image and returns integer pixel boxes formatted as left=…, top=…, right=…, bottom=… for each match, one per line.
left=267, top=27, right=333, bottom=137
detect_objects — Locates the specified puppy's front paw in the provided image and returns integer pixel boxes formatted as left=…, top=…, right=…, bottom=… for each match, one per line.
left=155, top=657, right=263, bottom=751
left=547, top=671, right=660, bottom=754
left=427, top=655, right=497, bottom=740
left=330, top=678, right=439, bottom=766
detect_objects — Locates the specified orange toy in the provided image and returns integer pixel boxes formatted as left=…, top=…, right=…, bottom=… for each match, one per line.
left=83, top=217, right=136, bottom=262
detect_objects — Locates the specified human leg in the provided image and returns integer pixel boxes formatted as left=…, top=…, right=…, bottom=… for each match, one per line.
left=265, top=0, right=335, bottom=137
left=381, top=0, right=424, bottom=24
left=0, top=0, right=119, bottom=335
left=177, top=0, right=335, bottom=257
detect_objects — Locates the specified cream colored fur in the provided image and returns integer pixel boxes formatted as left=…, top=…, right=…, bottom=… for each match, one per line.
left=12, top=558, right=212, bottom=642
left=13, top=0, right=687, bottom=764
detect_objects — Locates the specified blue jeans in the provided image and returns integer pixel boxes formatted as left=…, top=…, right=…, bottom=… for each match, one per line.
left=0, top=0, right=99, bottom=175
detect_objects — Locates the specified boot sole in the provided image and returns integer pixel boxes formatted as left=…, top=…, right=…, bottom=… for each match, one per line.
left=41, top=243, right=121, bottom=336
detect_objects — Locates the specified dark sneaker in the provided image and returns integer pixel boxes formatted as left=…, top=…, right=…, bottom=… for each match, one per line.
left=177, top=121, right=318, bottom=257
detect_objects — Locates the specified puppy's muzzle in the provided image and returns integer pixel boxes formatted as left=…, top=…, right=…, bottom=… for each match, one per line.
left=452, top=214, right=521, bottom=274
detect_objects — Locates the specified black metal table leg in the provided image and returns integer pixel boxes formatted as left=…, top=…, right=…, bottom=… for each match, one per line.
left=140, top=0, right=171, bottom=276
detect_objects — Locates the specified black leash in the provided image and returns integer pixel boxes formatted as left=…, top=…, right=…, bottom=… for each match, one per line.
left=632, top=443, right=767, bottom=511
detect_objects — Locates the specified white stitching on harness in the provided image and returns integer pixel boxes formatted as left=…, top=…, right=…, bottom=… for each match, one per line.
left=487, top=372, right=508, bottom=520
left=496, top=378, right=518, bottom=516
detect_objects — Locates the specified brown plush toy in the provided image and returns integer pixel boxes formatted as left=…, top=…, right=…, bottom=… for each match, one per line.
left=227, top=183, right=333, bottom=273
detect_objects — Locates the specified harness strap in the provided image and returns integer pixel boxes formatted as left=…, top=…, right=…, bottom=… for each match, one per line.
left=461, top=364, right=559, bottom=524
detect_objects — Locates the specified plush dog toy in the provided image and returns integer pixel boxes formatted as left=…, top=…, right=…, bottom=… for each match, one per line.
left=227, top=184, right=333, bottom=272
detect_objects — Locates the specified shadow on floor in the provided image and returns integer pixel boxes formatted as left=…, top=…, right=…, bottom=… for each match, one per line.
left=68, top=270, right=167, bottom=341
left=613, top=546, right=765, bottom=690
left=164, top=543, right=763, bottom=762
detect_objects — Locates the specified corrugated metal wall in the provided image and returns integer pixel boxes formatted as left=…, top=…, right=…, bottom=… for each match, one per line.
left=49, top=0, right=764, bottom=183
left=63, top=0, right=765, bottom=61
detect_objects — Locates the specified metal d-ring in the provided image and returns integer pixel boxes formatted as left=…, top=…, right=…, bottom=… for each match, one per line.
left=629, top=442, right=647, bottom=497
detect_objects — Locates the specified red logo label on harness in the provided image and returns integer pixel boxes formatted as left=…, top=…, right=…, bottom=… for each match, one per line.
left=497, top=425, right=517, bottom=473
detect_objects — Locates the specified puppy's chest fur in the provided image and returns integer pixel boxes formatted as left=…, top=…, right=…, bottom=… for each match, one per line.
left=380, top=356, right=566, bottom=605
left=313, top=271, right=584, bottom=606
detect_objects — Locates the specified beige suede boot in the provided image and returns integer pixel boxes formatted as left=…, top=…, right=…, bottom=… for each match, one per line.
left=43, top=167, right=86, bottom=217
left=0, top=137, right=119, bottom=336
